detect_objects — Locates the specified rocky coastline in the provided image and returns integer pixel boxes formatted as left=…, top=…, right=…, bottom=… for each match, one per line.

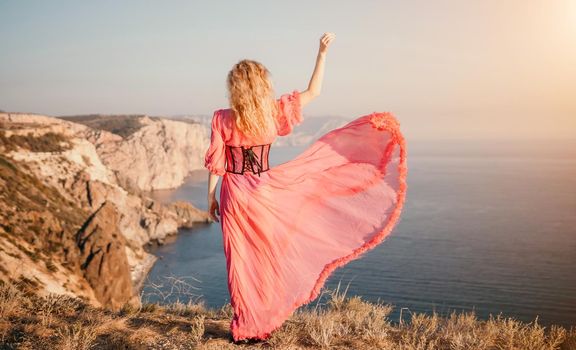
left=0, top=112, right=211, bottom=311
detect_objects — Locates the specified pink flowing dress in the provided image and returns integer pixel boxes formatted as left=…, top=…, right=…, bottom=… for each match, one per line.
left=204, top=90, right=408, bottom=341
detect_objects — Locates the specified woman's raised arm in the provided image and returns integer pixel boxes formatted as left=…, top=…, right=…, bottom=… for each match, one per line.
left=299, top=32, right=336, bottom=107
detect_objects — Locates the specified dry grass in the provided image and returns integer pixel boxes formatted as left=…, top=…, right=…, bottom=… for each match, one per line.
left=0, top=130, right=72, bottom=153
left=56, top=114, right=146, bottom=138
left=0, top=279, right=574, bottom=349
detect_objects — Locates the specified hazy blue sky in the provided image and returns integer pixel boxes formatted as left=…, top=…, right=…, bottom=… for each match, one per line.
left=1, top=0, right=574, bottom=140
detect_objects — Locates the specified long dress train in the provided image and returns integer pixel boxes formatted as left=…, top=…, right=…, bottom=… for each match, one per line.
left=204, top=90, right=408, bottom=341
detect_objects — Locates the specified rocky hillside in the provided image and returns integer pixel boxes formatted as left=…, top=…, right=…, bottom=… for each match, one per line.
left=58, top=113, right=209, bottom=192
left=0, top=112, right=211, bottom=311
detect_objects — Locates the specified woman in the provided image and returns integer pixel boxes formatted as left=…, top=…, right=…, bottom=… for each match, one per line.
left=204, top=32, right=407, bottom=343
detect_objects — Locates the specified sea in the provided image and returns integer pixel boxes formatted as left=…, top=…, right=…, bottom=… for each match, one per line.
left=142, top=138, right=576, bottom=328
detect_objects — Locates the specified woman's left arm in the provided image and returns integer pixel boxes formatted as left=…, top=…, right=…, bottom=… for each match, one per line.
left=208, top=172, right=221, bottom=222
left=205, top=109, right=226, bottom=223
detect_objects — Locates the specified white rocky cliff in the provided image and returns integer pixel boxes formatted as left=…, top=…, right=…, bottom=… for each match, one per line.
left=89, top=115, right=209, bottom=192
left=0, top=112, right=211, bottom=310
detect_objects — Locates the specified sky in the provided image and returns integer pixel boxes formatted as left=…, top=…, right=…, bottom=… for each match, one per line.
left=0, top=0, right=575, bottom=141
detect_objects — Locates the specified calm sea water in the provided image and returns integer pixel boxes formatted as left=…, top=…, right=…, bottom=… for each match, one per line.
left=143, top=139, right=576, bottom=327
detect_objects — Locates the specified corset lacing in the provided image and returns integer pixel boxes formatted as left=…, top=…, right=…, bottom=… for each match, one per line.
left=225, top=144, right=271, bottom=177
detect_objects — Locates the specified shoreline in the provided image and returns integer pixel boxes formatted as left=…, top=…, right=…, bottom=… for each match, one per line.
left=133, top=170, right=213, bottom=298
left=132, top=252, right=158, bottom=295
left=132, top=221, right=210, bottom=297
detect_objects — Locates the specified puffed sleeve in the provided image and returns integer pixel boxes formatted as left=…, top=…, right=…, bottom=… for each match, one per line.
left=275, top=89, right=303, bottom=136
left=204, top=109, right=227, bottom=176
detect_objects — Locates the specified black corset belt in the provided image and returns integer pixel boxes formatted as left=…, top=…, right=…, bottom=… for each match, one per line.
left=225, top=144, right=271, bottom=177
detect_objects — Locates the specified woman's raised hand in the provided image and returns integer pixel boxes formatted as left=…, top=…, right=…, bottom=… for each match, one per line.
left=319, top=32, right=336, bottom=54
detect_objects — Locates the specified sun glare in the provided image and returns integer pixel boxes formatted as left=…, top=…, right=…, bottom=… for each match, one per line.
left=568, top=0, right=576, bottom=34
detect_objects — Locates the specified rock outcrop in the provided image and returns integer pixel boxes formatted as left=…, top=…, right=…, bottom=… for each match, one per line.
left=0, top=112, right=211, bottom=311
left=75, top=201, right=136, bottom=310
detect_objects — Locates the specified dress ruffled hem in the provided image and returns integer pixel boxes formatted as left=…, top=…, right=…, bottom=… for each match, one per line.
left=230, top=111, right=408, bottom=341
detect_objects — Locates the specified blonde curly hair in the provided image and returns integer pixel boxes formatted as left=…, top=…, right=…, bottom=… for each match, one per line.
left=226, top=59, right=279, bottom=139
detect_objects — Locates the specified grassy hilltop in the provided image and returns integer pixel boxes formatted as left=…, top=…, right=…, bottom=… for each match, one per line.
left=1, top=280, right=575, bottom=350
